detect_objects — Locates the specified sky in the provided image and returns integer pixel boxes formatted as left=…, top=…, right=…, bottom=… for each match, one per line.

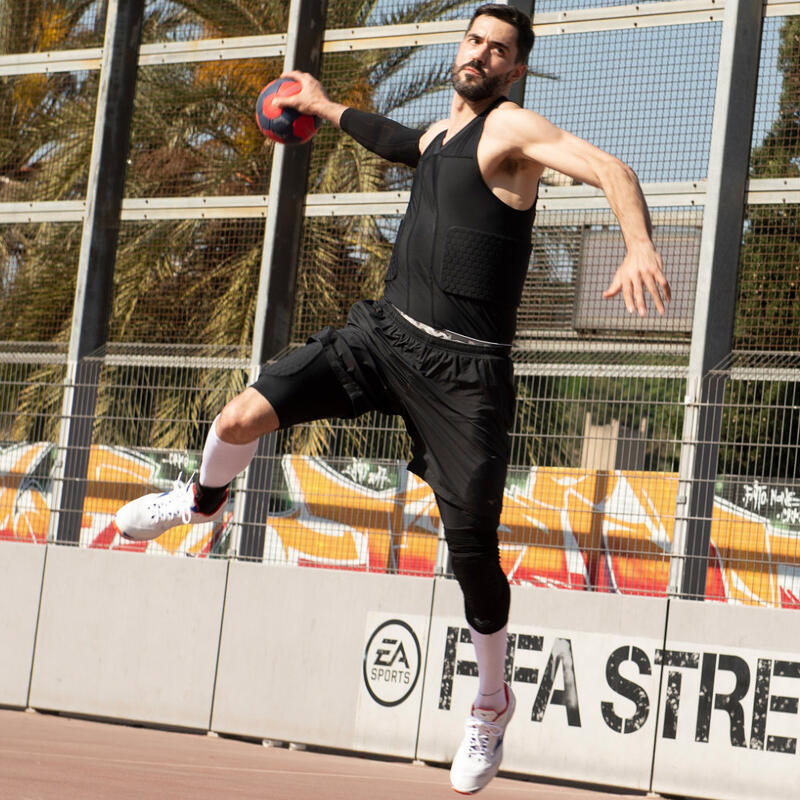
left=373, top=7, right=788, bottom=186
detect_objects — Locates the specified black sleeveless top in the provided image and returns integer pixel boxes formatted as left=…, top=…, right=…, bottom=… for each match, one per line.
left=383, top=97, right=536, bottom=344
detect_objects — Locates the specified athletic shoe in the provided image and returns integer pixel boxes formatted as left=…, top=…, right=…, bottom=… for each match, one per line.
left=449, top=683, right=516, bottom=795
left=114, top=478, right=227, bottom=541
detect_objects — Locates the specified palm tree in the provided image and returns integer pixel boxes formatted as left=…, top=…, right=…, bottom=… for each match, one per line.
left=106, top=0, right=472, bottom=455
left=5, top=0, right=474, bottom=450
left=0, top=1, right=106, bottom=345
left=0, top=1, right=108, bottom=443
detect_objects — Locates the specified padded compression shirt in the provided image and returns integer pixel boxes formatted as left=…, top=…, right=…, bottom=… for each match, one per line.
left=383, top=97, right=536, bottom=344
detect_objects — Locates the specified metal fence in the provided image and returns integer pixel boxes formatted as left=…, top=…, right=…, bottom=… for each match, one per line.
left=1, top=0, right=800, bottom=607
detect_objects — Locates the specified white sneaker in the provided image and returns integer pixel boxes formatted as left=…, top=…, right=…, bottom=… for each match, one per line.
left=114, top=479, right=226, bottom=541
left=449, top=684, right=515, bottom=795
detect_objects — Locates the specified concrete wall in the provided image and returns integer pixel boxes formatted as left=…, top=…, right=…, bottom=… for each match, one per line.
left=211, top=562, right=434, bottom=757
left=651, top=599, right=800, bottom=800
left=28, top=546, right=228, bottom=729
left=417, top=579, right=668, bottom=791
left=5, top=541, right=800, bottom=798
left=0, top=542, right=45, bottom=707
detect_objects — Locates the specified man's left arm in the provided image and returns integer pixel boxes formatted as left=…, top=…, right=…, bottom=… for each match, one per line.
left=499, top=108, right=671, bottom=316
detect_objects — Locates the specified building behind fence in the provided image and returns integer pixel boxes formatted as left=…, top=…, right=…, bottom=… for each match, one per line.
left=1, top=0, right=800, bottom=608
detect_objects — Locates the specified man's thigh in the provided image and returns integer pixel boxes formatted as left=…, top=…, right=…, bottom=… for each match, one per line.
left=399, top=358, right=513, bottom=528
left=251, top=339, right=355, bottom=429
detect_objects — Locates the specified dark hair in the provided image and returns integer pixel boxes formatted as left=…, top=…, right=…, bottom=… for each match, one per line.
left=468, top=4, right=534, bottom=64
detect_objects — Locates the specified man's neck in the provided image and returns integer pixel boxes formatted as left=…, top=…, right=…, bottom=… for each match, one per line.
left=446, top=92, right=502, bottom=139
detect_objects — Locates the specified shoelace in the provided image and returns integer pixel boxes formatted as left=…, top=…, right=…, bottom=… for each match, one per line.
left=150, top=477, right=194, bottom=525
left=465, top=716, right=502, bottom=761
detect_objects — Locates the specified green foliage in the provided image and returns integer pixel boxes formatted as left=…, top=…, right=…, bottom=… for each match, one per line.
left=736, top=17, right=800, bottom=350
left=722, top=17, right=800, bottom=480
left=720, top=378, right=800, bottom=480
left=512, top=371, right=683, bottom=471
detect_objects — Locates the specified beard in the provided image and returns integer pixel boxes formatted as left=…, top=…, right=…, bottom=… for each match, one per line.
left=450, top=60, right=506, bottom=101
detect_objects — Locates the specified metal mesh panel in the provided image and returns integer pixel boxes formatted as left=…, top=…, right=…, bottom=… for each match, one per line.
left=511, top=358, right=686, bottom=471
left=0, top=351, right=65, bottom=443
left=141, top=0, right=289, bottom=43
left=735, top=15, right=800, bottom=351
left=47, top=345, right=249, bottom=555
left=233, top=361, right=686, bottom=590
left=0, top=351, right=65, bottom=544
left=526, top=23, right=721, bottom=183
left=0, top=222, right=82, bottom=342
left=0, top=71, right=97, bottom=203
left=125, top=58, right=281, bottom=198
left=292, top=210, right=699, bottom=346
left=535, top=0, right=665, bottom=10
left=520, top=208, right=701, bottom=341
left=291, top=214, right=394, bottom=343
left=108, top=218, right=264, bottom=345
left=735, top=202, right=800, bottom=351
left=331, top=0, right=473, bottom=28
left=710, top=352, right=800, bottom=607
left=506, top=360, right=684, bottom=594
left=0, top=1, right=105, bottom=55
left=314, top=21, right=721, bottom=185
left=93, top=346, right=249, bottom=450
left=243, top=413, right=423, bottom=572
left=309, top=45, right=454, bottom=196
left=750, top=14, right=799, bottom=159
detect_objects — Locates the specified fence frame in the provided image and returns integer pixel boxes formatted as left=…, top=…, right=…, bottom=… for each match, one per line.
left=46, top=0, right=145, bottom=544
left=667, top=0, right=764, bottom=598
left=0, top=0, right=798, bottom=593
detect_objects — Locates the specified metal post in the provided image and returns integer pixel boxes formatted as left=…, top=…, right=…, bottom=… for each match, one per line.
left=667, top=0, right=763, bottom=598
left=500, top=0, right=535, bottom=107
left=48, top=0, right=145, bottom=543
left=236, top=0, right=328, bottom=559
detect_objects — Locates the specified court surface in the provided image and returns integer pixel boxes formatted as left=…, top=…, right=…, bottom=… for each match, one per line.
left=0, top=708, right=654, bottom=799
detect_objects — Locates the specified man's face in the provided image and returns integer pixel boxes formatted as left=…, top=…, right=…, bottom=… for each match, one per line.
left=451, top=15, right=523, bottom=101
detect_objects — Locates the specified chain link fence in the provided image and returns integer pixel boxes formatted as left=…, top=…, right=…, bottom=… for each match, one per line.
left=1, top=0, right=799, bottom=609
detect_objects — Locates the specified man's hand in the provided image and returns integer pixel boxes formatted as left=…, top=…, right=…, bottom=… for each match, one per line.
left=603, top=242, right=671, bottom=316
left=272, top=70, right=347, bottom=127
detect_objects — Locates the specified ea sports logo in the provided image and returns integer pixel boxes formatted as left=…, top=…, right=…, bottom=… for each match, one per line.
left=363, top=619, right=421, bottom=707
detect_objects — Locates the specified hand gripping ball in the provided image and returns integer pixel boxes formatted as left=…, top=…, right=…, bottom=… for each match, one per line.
left=255, top=78, right=319, bottom=145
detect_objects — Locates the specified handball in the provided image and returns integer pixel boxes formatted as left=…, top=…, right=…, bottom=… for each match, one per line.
left=255, top=78, right=319, bottom=145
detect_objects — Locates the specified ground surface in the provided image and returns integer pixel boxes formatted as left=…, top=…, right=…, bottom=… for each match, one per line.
left=0, top=708, right=652, bottom=799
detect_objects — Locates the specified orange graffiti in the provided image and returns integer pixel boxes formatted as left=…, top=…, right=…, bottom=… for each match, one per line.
left=1, top=444, right=799, bottom=607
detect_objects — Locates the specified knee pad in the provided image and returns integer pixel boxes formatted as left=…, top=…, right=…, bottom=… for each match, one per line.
left=445, top=527, right=510, bottom=635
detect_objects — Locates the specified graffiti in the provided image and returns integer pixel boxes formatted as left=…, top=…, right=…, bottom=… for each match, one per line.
left=0, top=442, right=228, bottom=557
left=742, top=480, right=800, bottom=525
left=267, top=457, right=800, bottom=610
left=3, top=443, right=800, bottom=608
left=341, top=458, right=394, bottom=490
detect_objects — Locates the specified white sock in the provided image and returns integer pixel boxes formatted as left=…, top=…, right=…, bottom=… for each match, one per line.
left=199, top=415, right=258, bottom=487
left=470, top=623, right=508, bottom=712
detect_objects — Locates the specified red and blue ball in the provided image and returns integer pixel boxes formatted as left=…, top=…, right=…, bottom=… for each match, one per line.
left=255, top=78, right=319, bottom=145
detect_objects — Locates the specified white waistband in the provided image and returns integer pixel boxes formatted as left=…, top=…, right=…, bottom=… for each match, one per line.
left=392, top=305, right=506, bottom=347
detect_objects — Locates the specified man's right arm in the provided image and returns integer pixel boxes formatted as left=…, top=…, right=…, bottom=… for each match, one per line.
left=339, top=108, right=421, bottom=167
left=274, top=70, right=422, bottom=167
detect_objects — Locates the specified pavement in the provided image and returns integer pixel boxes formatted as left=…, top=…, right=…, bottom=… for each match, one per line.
left=0, top=707, right=655, bottom=800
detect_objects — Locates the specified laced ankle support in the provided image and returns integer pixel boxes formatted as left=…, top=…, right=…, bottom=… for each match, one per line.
left=151, top=478, right=195, bottom=526
left=195, top=481, right=229, bottom=515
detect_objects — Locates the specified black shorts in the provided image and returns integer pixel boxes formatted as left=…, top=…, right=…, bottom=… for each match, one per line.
left=251, top=299, right=515, bottom=528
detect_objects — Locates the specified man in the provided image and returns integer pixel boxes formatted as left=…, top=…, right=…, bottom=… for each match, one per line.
left=116, top=4, right=669, bottom=794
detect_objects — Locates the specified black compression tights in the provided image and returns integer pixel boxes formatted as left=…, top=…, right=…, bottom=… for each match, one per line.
left=445, top=526, right=510, bottom=635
